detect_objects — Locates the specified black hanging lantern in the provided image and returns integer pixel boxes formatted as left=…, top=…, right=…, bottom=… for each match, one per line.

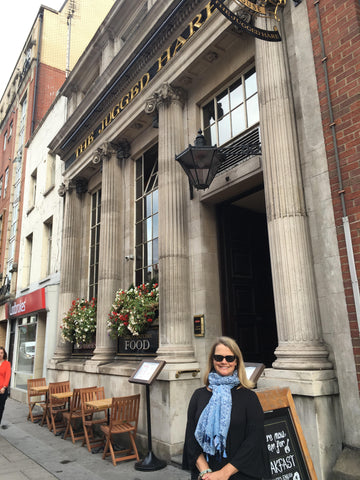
left=175, top=130, right=225, bottom=191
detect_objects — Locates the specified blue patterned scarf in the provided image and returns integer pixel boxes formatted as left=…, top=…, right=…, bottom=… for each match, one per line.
left=195, top=370, right=240, bottom=459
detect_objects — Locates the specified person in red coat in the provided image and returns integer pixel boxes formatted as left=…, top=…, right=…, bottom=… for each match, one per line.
left=0, top=346, right=11, bottom=426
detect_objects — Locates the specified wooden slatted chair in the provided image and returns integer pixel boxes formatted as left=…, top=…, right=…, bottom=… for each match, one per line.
left=27, top=378, right=47, bottom=423
left=48, top=381, right=70, bottom=435
left=100, top=394, right=140, bottom=466
left=80, top=386, right=107, bottom=452
left=63, top=388, right=83, bottom=443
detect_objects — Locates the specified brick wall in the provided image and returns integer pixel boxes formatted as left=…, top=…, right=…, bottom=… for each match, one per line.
left=34, top=63, right=65, bottom=129
left=306, top=0, right=360, bottom=391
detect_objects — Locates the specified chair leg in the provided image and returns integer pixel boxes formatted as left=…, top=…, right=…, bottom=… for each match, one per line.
left=102, top=436, right=110, bottom=460
left=108, top=435, right=116, bottom=466
left=129, top=433, right=140, bottom=461
left=63, top=420, right=71, bottom=440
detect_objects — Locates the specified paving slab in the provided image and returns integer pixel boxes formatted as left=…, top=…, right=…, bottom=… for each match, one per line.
left=0, top=398, right=189, bottom=480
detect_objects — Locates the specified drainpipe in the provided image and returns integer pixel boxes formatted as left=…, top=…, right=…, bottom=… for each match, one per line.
left=314, top=0, right=360, bottom=333
left=66, top=8, right=74, bottom=78
left=31, top=9, right=44, bottom=135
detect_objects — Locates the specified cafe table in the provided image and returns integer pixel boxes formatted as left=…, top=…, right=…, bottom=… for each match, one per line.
left=85, top=398, right=112, bottom=424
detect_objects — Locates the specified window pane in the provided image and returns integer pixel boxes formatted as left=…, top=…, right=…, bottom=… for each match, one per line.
left=245, top=68, right=257, bottom=98
left=232, top=104, right=246, bottom=137
left=136, top=199, right=142, bottom=220
left=136, top=178, right=142, bottom=199
left=136, top=222, right=142, bottom=245
left=153, top=189, right=158, bottom=213
left=247, top=94, right=259, bottom=127
left=153, top=238, right=158, bottom=264
left=147, top=241, right=152, bottom=266
left=146, top=217, right=152, bottom=242
left=210, top=123, right=217, bottom=145
left=136, top=158, right=142, bottom=178
left=136, top=245, right=142, bottom=269
left=203, top=100, right=215, bottom=128
left=145, top=193, right=152, bottom=218
left=153, top=213, right=158, bottom=238
left=218, top=114, right=231, bottom=145
left=230, top=78, right=243, bottom=109
left=217, top=89, right=229, bottom=117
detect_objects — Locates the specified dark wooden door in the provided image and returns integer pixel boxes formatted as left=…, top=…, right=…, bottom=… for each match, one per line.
left=218, top=204, right=277, bottom=366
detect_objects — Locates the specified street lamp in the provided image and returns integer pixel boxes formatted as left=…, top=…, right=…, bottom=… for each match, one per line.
left=175, top=130, right=225, bottom=195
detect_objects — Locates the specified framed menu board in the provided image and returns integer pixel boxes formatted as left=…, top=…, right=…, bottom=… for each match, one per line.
left=256, top=387, right=317, bottom=480
left=128, top=359, right=165, bottom=385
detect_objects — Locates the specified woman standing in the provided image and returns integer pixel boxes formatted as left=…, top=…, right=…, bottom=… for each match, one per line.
left=0, top=346, right=11, bottom=426
left=182, top=337, right=270, bottom=480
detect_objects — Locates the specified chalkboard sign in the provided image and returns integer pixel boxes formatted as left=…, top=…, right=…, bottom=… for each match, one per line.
left=256, top=388, right=317, bottom=480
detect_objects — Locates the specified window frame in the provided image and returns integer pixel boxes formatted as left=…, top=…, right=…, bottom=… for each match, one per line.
left=202, top=66, right=259, bottom=147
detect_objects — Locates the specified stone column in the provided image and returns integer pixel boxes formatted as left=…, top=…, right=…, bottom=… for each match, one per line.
left=255, top=21, right=331, bottom=370
left=90, top=142, right=123, bottom=364
left=51, top=180, right=82, bottom=362
left=145, top=84, right=196, bottom=363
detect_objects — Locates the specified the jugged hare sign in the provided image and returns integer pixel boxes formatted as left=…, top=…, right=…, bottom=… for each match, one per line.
left=256, top=388, right=318, bottom=480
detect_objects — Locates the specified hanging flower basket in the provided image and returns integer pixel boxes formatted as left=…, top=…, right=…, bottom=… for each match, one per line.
left=107, top=280, right=159, bottom=338
left=60, top=297, right=97, bottom=346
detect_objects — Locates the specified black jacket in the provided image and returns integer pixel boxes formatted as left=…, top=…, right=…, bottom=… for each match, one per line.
left=182, top=386, right=271, bottom=480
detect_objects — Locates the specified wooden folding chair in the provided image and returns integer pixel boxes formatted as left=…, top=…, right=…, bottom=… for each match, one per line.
left=80, top=386, right=107, bottom=452
left=101, top=394, right=140, bottom=466
left=47, top=381, right=70, bottom=435
left=27, top=378, right=47, bottom=423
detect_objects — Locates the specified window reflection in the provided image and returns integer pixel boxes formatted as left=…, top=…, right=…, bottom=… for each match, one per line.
left=15, top=318, right=37, bottom=389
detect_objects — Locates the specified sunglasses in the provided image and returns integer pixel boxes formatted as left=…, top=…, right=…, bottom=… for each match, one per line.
left=213, top=354, right=236, bottom=363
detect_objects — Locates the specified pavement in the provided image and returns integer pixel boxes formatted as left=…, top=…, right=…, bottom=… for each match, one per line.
left=0, top=398, right=189, bottom=480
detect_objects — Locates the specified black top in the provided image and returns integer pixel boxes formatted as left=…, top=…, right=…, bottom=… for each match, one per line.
left=182, top=386, right=271, bottom=480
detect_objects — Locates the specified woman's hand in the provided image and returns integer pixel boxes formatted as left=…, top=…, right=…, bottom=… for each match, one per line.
left=202, top=471, right=229, bottom=480
left=203, top=463, right=238, bottom=480
left=0, top=387, right=5, bottom=394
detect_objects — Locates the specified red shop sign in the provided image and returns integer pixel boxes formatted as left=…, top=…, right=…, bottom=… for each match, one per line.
left=6, top=288, right=46, bottom=318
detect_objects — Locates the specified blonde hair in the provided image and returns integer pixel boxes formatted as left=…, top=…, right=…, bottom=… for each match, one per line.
left=204, top=336, right=254, bottom=389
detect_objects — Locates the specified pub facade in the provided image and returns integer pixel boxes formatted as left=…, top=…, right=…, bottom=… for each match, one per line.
left=48, top=0, right=360, bottom=478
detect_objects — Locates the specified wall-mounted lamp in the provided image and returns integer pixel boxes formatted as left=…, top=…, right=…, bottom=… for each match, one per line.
left=175, top=130, right=225, bottom=198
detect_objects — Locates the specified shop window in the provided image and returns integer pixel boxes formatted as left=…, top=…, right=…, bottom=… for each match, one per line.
left=14, top=316, right=37, bottom=389
left=135, top=144, right=159, bottom=286
left=202, top=67, right=259, bottom=146
left=89, top=189, right=101, bottom=299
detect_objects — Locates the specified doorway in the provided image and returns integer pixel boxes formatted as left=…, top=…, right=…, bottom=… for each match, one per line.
left=217, top=188, right=277, bottom=367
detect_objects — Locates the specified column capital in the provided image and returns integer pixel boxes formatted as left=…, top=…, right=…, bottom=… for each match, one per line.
left=145, top=83, right=186, bottom=114
left=58, top=178, right=75, bottom=197
left=93, top=141, right=130, bottom=164
left=93, top=142, right=116, bottom=164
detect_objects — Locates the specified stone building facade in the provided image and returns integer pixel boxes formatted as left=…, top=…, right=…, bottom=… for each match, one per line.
left=0, top=0, right=115, bottom=401
left=48, top=1, right=360, bottom=478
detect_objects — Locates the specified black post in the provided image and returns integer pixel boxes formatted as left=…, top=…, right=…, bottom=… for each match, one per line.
left=134, top=384, right=166, bottom=471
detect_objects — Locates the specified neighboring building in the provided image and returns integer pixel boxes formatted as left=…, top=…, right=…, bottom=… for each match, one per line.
left=10, top=95, right=66, bottom=402
left=38, top=0, right=359, bottom=478
left=0, top=0, right=114, bottom=400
